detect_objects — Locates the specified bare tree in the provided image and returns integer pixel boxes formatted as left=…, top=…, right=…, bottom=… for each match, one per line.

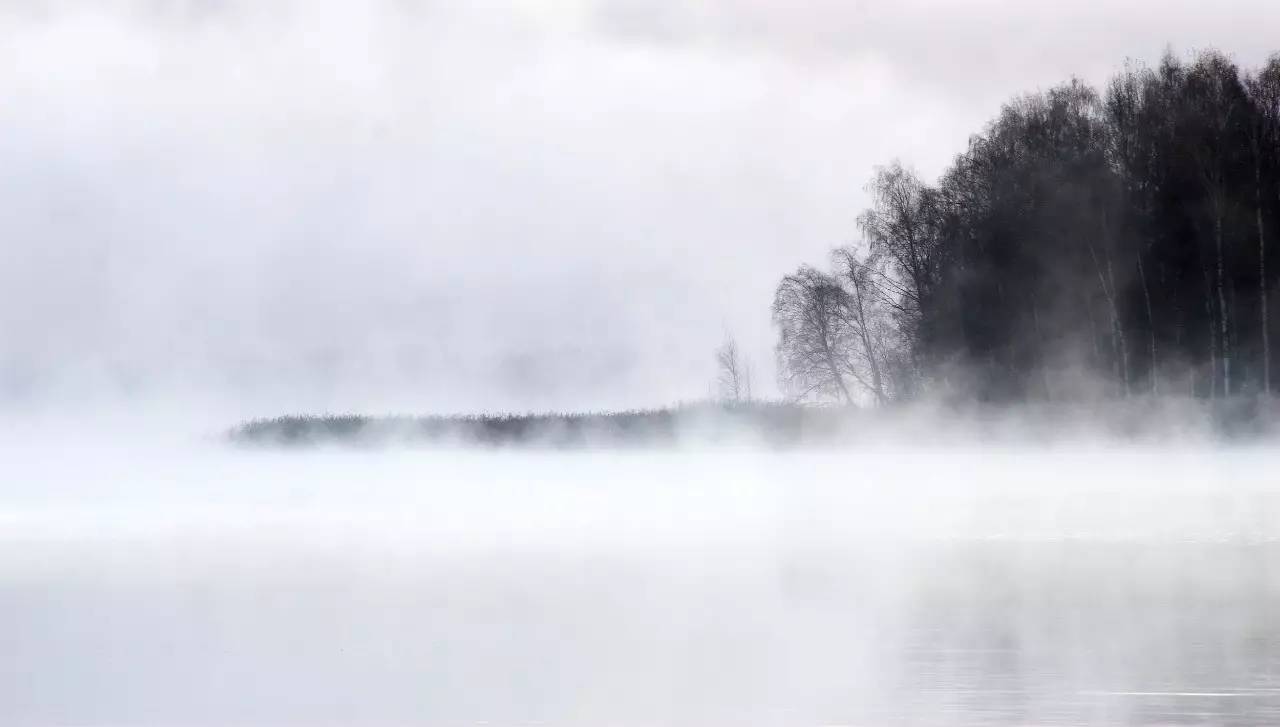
left=773, top=257, right=900, bottom=405
left=772, top=267, right=856, bottom=404
left=1247, top=55, right=1280, bottom=394
left=1087, top=205, right=1131, bottom=397
left=857, top=161, right=941, bottom=363
left=1105, top=63, right=1160, bottom=394
left=832, top=247, right=892, bottom=405
left=1186, top=51, right=1242, bottom=395
left=714, top=334, right=751, bottom=403
left=858, top=163, right=934, bottom=308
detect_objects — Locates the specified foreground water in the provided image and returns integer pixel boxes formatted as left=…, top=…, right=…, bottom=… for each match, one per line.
left=3, top=441, right=1279, bottom=725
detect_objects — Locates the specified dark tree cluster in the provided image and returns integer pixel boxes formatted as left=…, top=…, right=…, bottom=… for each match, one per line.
left=776, top=49, right=1280, bottom=403
left=229, top=403, right=852, bottom=448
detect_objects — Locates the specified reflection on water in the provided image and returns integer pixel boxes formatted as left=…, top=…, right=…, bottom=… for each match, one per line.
left=2, top=448, right=1280, bottom=725
left=884, top=543, right=1280, bottom=725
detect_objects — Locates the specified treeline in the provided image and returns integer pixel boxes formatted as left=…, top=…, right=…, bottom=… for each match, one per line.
left=774, top=49, right=1280, bottom=403
left=229, top=403, right=854, bottom=448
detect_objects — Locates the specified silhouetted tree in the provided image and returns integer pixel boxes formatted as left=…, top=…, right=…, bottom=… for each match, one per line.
left=772, top=267, right=859, bottom=404
left=1247, top=55, right=1280, bottom=394
left=779, top=47, right=1280, bottom=403
left=714, top=334, right=751, bottom=403
left=858, top=162, right=941, bottom=361
left=832, top=246, right=901, bottom=404
left=1184, top=51, right=1249, bottom=395
left=772, top=249, right=906, bottom=405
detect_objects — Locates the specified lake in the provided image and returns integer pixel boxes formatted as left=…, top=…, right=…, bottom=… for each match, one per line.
left=3, top=443, right=1279, bottom=725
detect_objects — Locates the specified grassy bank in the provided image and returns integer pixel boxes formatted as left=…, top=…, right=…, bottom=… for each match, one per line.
left=228, top=396, right=1280, bottom=449
left=228, top=401, right=851, bottom=449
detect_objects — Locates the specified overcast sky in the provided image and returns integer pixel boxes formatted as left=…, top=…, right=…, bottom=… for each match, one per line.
left=2, top=0, right=1276, bottom=416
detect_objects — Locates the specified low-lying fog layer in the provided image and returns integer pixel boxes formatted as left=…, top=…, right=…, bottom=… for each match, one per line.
left=4, top=435, right=1280, bottom=725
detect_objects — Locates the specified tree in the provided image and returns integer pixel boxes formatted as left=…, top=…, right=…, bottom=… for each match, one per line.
left=713, top=334, right=751, bottom=403
left=858, top=161, right=940, bottom=358
left=1184, top=51, right=1247, bottom=395
left=781, top=46, right=1280, bottom=404
left=1106, top=60, right=1163, bottom=394
left=1247, top=55, right=1280, bottom=394
left=772, top=266, right=857, bottom=404
left=772, top=256, right=902, bottom=405
left=832, top=246, right=898, bottom=404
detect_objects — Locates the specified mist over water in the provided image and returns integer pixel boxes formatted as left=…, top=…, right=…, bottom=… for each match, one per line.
left=5, top=428, right=1280, bottom=725
left=6, top=2, right=1280, bottom=725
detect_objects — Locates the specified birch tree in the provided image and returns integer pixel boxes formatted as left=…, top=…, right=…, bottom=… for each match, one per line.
left=1105, top=62, right=1161, bottom=394
left=772, top=267, right=860, bottom=404
left=1185, top=51, right=1243, bottom=395
left=857, top=162, right=940, bottom=349
left=1247, top=56, right=1280, bottom=394
left=772, top=257, right=900, bottom=406
left=714, top=334, right=751, bottom=403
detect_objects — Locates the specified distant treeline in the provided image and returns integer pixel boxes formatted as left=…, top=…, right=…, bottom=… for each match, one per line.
left=232, top=398, right=1280, bottom=448
left=774, top=49, right=1280, bottom=404
left=230, top=402, right=849, bottom=448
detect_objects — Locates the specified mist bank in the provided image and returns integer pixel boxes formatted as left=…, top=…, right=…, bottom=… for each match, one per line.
left=228, top=396, right=1280, bottom=449
left=10, top=435, right=1280, bottom=725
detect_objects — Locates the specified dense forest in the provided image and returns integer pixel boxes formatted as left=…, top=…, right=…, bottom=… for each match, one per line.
left=773, top=49, right=1280, bottom=404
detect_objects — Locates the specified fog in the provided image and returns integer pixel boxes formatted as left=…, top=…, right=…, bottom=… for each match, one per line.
left=3, top=0, right=1278, bottom=412
left=6, top=2, right=1280, bottom=725
left=3, top=435, right=1279, bottom=724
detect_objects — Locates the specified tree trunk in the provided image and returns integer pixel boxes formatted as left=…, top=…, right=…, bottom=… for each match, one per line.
left=1088, top=227, right=1129, bottom=397
left=854, top=303, right=887, bottom=406
left=1030, top=290, right=1053, bottom=402
left=1106, top=249, right=1131, bottom=397
left=1085, top=294, right=1102, bottom=367
left=844, top=256, right=888, bottom=406
left=1204, top=264, right=1218, bottom=399
left=1136, top=249, right=1158, bottom=395
left=1257, top=150, right=1270, bottom=395
left=828, top=354, right=855, bottom=405
left=869, top=356, right=885, bottom=404
left=1216, top=204, right=1231, bottom=396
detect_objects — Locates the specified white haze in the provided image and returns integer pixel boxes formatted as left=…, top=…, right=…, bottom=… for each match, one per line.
left=5, top=431, right=1280, bottom=725
left=2, top=0, right=1278, bottom=412
left=4, top=2, right=1280, bottom=725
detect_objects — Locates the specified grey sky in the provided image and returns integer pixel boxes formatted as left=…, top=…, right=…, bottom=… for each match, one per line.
left=2, top=0, right=1276, bottom=415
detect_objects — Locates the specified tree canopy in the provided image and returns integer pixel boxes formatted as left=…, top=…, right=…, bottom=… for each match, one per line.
left=776, top=49, right=1280, bottom=404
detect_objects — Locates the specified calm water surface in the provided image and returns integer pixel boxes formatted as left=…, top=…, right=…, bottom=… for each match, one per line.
left=2, top=446, right=1278, bottom=725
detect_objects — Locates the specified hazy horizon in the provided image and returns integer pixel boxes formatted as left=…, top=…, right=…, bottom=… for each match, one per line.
left=7, top=5, right=1280, bottom=725
left=4, top=1, right=1279, bottom=417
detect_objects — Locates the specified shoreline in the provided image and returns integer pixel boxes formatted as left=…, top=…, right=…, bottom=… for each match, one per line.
left=228, top=397, right=1280, bottom=449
